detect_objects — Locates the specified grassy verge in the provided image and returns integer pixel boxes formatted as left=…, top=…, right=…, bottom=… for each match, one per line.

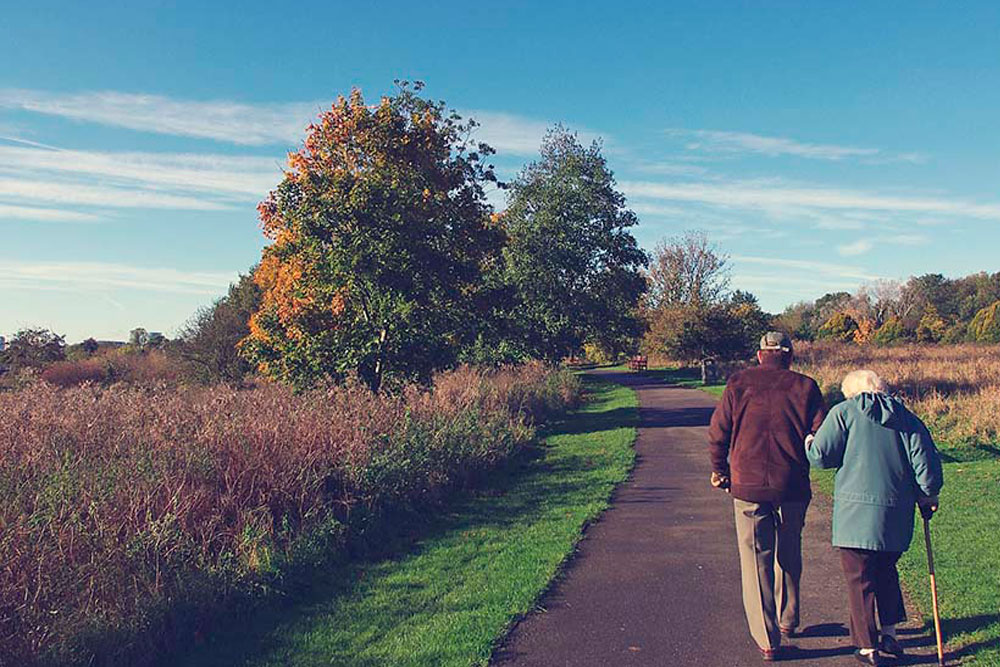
left=812, top=461, right=1000, bottom=665
left=607, top=365, right=726, bottom=397
left=176, top=377, right=638, bottom=667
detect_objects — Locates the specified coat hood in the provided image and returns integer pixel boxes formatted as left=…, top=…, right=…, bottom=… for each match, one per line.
left=851, top=392, right=907, bottom=428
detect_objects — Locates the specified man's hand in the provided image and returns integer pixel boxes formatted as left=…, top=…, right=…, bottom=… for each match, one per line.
left=710, top=471, right=731, bottom=491
left=917, top=495, right=939, bottom=520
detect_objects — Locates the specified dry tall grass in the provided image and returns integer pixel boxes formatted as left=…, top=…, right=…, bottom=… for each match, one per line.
left=794, top=342, right=1000, bottom=452
left=0, top=363, right=580, bottom=666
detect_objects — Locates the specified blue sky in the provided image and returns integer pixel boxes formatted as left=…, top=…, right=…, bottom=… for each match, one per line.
left=2, top=1, right=999, bottom=342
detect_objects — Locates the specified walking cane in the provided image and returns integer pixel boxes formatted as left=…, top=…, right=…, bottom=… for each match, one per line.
left=923, top=517, right=946, bottom=666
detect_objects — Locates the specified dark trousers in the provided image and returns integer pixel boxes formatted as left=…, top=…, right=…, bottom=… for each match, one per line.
left=838, top=548, right=907, bottom=648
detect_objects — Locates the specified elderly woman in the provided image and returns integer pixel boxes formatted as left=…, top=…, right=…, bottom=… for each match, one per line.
left=807, top=370, right=943, bottom=666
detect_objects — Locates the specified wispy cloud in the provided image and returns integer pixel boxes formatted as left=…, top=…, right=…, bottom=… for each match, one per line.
left=666, top=129, right=924, bottom=163
left=0, top=144, right=282, bottom=198
left=620, top=179, right=1000, bottom=221
left=837, top=239, right=874, bottom=256
left=466, top=110, right=603, bottom=155
left=0, top=89, right=319, bottom=145
left=0, top=178, right=229, bottom=210
left=0, top=203, right=101, bottom=222
left=0, top=89, right=582, bottom=156
left=732, top=255, right=882, bottom=282
left=0, top=260, right=237, bottom=295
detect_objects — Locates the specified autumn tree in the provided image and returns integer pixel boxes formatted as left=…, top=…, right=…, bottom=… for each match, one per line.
left=242, top=83, right=503, bottom=391
left=643, top=234, right=767, bottom=380
left=647, top=231, right=729, bottom=309
left=501, top=127, right=648, bottom=362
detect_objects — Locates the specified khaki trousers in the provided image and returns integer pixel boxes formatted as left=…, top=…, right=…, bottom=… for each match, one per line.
left=733, top=498, right=808, bottom=651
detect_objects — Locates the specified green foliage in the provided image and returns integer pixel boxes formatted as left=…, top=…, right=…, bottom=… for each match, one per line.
left=243, top=82, right=503, bottom=392
left=128, top=327, right=149, bottom=349
left=916, top=305, right=947, bottom=343
left=81, top=338, right=100, bottom=355
left=0, top=327, right=65, bottom=373
left=942, top=321, right=970, bottom=344
left=773, top=301, right=817, bottom=341
left=178, top=272, right=262, bottom=384
left=871, top=316, right=911, bottom=346
left=501, top=127, right=648, bottom=362
left=817, top=311, right=859, bottom=342
left=969, top=300, right=1000, bottom=343
left=648, top=301, right=759, bottom=368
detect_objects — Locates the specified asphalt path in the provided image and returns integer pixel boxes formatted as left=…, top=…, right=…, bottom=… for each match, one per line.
left=493, top=371, right=942, bottom=666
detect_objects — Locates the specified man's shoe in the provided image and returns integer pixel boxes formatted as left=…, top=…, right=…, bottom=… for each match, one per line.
left=759, top=646, right=782, bottom=662
left=879, top=635, right=905, bottom=657
left=780, top=626, right=796, bottom=639
left=854, top=649, right=883, bottom=665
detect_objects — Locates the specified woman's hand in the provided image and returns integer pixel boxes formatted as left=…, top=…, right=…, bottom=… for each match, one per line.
left=917, top=495, right=940, bottom=520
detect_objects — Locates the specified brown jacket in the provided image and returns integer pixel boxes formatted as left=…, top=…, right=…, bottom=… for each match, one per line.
left=708, top=359, right=827, bottom=503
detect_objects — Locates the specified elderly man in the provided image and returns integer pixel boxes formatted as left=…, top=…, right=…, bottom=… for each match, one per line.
left=708, top=332, right=828, bottom=661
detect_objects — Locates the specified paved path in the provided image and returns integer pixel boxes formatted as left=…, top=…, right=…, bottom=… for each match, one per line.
left=494, top=372, right=941, bottom=666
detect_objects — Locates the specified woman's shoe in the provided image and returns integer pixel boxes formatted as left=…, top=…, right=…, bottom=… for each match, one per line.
left=854, top=649, right=883, bottom=665
left=879, top=635, right=905, bottom=657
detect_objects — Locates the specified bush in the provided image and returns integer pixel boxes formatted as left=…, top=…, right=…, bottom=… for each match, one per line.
left=35, top=350, right=180, bottom=388
left=817, top=312, right=859, bottom=342
left=0, top=363, right=579, bottom=666
left=969, top=300, right=1000, bottom=343
left=871, top=317, right=911, bottom=346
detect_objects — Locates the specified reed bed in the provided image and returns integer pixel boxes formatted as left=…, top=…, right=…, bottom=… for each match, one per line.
left=794, top=342, right=1000, bottom=454
left=0, top=363, right=580, bottom=666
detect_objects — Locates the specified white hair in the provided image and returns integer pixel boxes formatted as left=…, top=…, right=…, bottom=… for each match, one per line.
left=841, top=369, right=889, bottom=399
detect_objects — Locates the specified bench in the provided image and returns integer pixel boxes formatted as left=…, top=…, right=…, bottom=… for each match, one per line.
left=627, top=355, right=648, bottom=372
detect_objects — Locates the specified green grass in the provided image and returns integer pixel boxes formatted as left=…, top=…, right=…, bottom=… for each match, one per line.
left=176, top=378, right=638, bottom=667
left=812, top=460, right=1000, bottom=665
left=609, top=364, right=726, bottom=396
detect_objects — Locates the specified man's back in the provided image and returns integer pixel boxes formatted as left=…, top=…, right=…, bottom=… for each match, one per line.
left=708, top=362, right=826, bottom=503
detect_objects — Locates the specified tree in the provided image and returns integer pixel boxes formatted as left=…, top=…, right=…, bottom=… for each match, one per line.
left=871, top=316, right=910, bottom=346
left=647, top=231, right=729, bottom=309
left=814, top=292, right=852, bottom=323
left=649, top=303, right=755, bottom=381
left=916, top=305, right=947, bottom=343
left=817, top=312, right=859, bottom=342
left=178, top=272, right=262, bottom=384
left=501, top=126, right=648, bottom=362
left=728, top=290, right=773, bottom=353
left=0, top=328, right=65, bottom=372
left=774, top=301, right=817, bottom=341
left=969, top=300, right=1000, bottom=343
left=128, top=328, right=149, bottom=349
left=242, top=82, right=503, bottom=391
left=903, top=274, right=956, bottom=321
left=81, top=338, right=100, bottom=355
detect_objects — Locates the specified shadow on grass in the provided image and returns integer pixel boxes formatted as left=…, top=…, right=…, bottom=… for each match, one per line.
left=168, top=381, right=627, bottom=667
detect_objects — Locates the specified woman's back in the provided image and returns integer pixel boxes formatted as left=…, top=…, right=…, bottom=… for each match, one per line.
left=808, top=392, right=943, bottom=552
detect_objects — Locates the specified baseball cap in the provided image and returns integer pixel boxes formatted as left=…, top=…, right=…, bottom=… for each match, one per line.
left=759, top=331, right=793, bottom=352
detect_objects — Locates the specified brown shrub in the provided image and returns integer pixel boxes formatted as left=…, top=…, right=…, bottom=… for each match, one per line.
left=0, top=363, right=580, bottom=665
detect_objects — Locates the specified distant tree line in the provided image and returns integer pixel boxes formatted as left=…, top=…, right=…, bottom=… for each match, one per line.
left=774, top=272, right=1000, bottom=345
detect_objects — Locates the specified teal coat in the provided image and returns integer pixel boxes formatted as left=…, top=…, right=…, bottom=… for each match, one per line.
left=807, top=393, right=944, bottom=552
